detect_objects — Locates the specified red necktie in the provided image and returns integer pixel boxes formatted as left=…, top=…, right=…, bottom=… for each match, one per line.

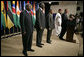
left=29, top=12, right=31, bottom=15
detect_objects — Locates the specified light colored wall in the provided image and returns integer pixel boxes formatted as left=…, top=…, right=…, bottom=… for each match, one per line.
left=50, top=1, right=77, bottom=16
left=77, top=1, right=83, bottom=14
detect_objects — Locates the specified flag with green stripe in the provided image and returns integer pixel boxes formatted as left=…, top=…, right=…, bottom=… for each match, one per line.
left=16, top=1, right=21, bottom=28
left=7, top=1, right=14, bottom=29
left=12, top=1, right=17, bottom=27
left=1, top=1, right=7, bottom=29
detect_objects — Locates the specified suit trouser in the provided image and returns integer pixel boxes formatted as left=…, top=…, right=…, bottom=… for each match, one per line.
left=27, top=32, right=33, bottom=50
left=47, top=29, right=52, bottom=42
left=66, top=26, right=74, bottom=42
left=22, top=32, right=33, bottom=52
left=59, top=25, right=67, bottom=39
left=36, top=28, right=44, bottom=45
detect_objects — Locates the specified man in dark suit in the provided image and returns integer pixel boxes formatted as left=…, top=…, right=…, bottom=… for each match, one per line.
left=20, top=3, right=34, bottom=56
left=46, top=9, right=55, bottom=44
left=59, top=9, right=69, bottom=40
left=66, top=14, right=76, bottom=42
left=35, top=2, right=45, bottom=48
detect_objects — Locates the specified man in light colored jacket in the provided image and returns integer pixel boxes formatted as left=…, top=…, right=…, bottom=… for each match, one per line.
left=54, top=9, right=62, bottom=36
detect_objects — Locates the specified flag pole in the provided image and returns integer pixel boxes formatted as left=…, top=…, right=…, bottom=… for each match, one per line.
left=3, top=26, right=5, bottom=34
left=9, top=29, right=10, bottom=34
left=20, top=28, right=21, bottom=32
left=4, top=29, right=5, bottom=37
left=3, top=28, right=6, bottom=38
left=13, top=26, right=15, bottom=36
left=13, top=26, right=14, bottom=33
left=17, top=26, right=18, bottom=33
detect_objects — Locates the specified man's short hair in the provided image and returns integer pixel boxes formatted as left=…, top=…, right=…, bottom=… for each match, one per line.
left=25, top=3, right=32, bottom=10
left=49, top=9, right=52, bottom=12
left=65, top=9, right=68, bottom=12
left=39, top=2, right=45, bottom=8
left=58, top=9, right=62, bottom=11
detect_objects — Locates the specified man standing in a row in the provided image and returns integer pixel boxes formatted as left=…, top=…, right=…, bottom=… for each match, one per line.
left=20, top=3, right=34, bottom=56
left=46, top=9, right=55, bottom=44
left=59, top=9, right=68, bottom=40
left=54, top=9, right=62, bottom=36
left=35, top=2, right=45, bottom=48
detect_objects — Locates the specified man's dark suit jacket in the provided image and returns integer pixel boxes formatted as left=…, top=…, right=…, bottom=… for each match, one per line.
left=46, top=13, right=55, bottom=29
left=61, top=13, right=68, bottom=27
left=20, top=10, right=33, bottom=34
left=35, top=8, right=45, bottom=29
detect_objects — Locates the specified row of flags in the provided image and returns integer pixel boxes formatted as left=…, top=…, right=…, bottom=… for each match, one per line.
left=1, top=1, right=39, bottom=31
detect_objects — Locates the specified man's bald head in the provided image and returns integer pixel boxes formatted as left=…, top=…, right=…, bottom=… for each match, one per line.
left=25, top=3, right=32, bottom=11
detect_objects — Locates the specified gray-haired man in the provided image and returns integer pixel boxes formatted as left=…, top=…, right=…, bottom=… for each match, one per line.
left=20, top=3, right=34, bottom=56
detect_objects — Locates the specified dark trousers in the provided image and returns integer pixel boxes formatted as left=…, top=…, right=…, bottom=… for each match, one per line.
left=59, top=25, right=67, bottom=39
left=36, top=29, right=44, bottom=45
left=66, top=26, right=74, bottom=42
left=22, top=32, right=33, bottom=52
left=27, top=32, right=33, bottom=50
left=47, top=29, right=52, bottom=42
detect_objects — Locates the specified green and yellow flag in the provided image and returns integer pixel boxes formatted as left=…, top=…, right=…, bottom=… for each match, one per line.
left=1, top=1, right=7, bottom=29
left=7, top=1, right=14, bottom=29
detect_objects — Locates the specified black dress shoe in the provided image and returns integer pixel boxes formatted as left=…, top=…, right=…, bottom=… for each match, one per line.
left=47, top=41, right=51, bottom=44
left=47, top=40, right=52, bottom=44
left=58, top=34, right=60, bottom=37
left=40, top=43, right=44, bottom=45
left=36, top=45, right=42, bottom=48
left=47, top=42, right=51, bottom=44
left=22, top=51, right=28, bottom=56
left=59, top=38, right=65, bottom=40
left=28, top=49, right=35, bottom=52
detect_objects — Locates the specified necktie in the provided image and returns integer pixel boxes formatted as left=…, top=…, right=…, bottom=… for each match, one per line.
left=29, top=12, right=31, bottom=15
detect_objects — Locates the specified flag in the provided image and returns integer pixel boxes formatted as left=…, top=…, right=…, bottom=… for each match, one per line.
left=16, top=1, right=21, bottom=28
left=27, top=1, right=29, bottom=3
left=1, top=1, right=7, bottom=29
left=23, top=1, right=25, bottom=10
left=1, top=12, right=3, bottom=30
left=33, top=1, right=36, bottom=25
left=30, top=1, right=35, bottom=25
left=7, top=1, right=14, bottom=29
left=1, top=21, right=3, bottom=30
left=19, top=1, right=22, bottom=12
left=30, top=1, right=33, bottom=15
left=12, top=1, right=17, bottom=27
